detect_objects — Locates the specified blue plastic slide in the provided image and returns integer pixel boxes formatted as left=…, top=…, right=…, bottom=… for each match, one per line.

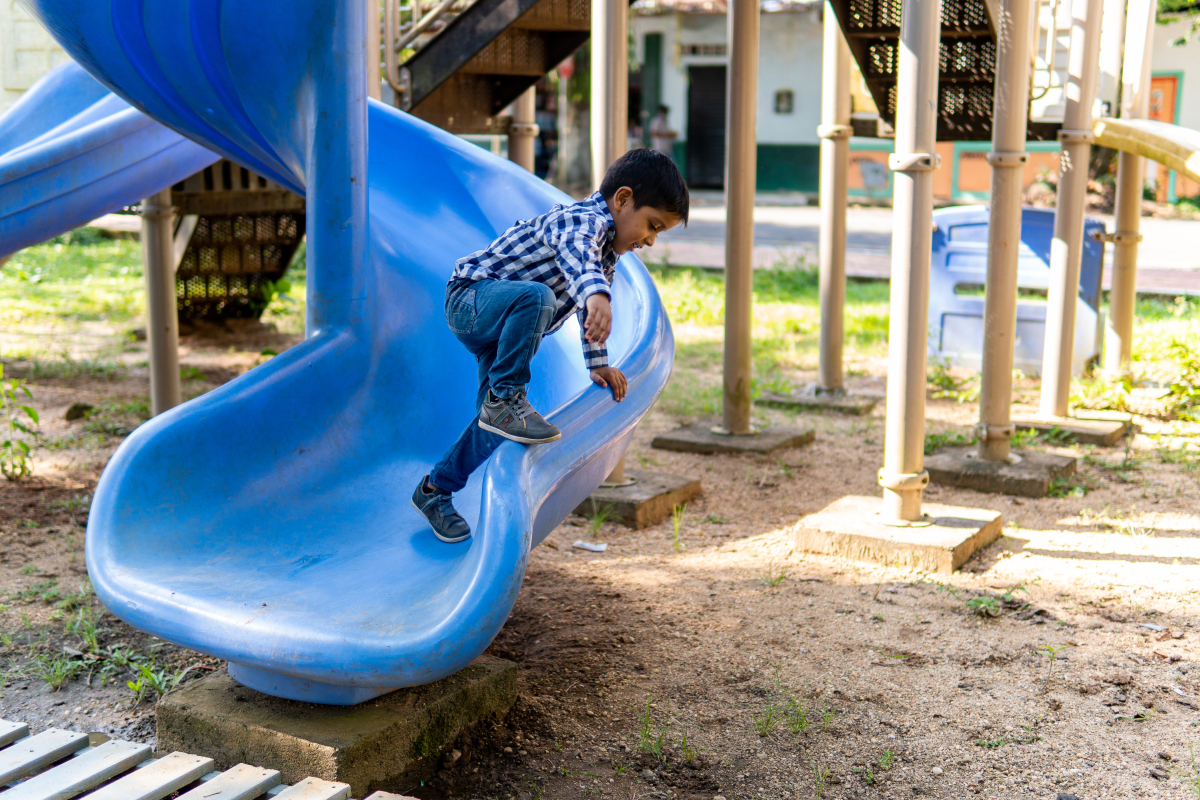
left=0, top=61, right=218, bottom=258
left=20, top=0, right=673, bottom=703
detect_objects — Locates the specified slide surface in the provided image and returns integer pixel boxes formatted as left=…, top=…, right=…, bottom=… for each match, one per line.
left=0, top=61, right=218, bottom=259
left=20, top=0, right=672, bottom=703
left=1094, top=117, right=1200, bottom=183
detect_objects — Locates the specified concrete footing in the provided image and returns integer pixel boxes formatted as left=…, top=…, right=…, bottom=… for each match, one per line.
left=572, top=468, right=702, bottom=529
left=650, top=420, right=815, bottom=455
left=157, top=656, right=518, bottom=798
left=1011, top=409, right=1132, bottom=446
left=925, top=446, right=1076, bottom=497
left=755, top=385, right=879, bottom=415
left=792, top=494, right=1003, bottom=574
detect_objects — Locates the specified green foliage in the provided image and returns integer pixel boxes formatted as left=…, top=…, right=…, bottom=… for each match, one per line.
left=924, top=428, right=974, bottom=455
left=1165, top=338, right=1200, bottom=421
left=1160, top=0, right=1200, bottom=45
left=1, top=364, right=38, bottom=480
left=966, top=595, right=1001, bottom=617
left=671, top=504, right=686, bottom=552
left=1071, top=374, right=1132, bottom=413
left=636, top=694, right=668, bottom=763
left=127, top=661, right=197, bottom=705
left=582, top=501, right=614, bottom=537
left=758, top=563, right=788, bottom=588
left=0, top=235, right=144, bottom=325
left=30, top=654, right=84, bottom=691
left=927, top=357, right=979, bottom=403
left=752, top=703, right=781, bottom=737
left=1040, top=644, right=1066, bottom=680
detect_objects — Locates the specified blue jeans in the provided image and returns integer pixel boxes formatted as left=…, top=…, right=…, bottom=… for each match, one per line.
left=429, top=278, right=556, bottom=493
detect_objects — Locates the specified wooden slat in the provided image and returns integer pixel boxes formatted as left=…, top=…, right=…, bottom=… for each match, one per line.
left=1, top=739, right=151, bottom=800
left=81, top=752, right=214, bottom=800
left=0, top=729, right=88, bottom=786
left=267, top=777, right=351, bottom=800
left=0, top=722, right=29, bottom=749
left=175, top=764, right=280, bottom=800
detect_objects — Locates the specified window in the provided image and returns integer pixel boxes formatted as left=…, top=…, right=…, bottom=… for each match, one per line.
left=681, top=43, right=727, bottom=56
left=774, top=89, right=794, bottom=114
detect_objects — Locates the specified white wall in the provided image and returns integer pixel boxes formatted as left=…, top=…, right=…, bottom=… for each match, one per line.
left=1151, top=18, right=1200, bottom=131
left=631, top=8, right=823, bottom=145
left=0, top=1, right=68, bottom=113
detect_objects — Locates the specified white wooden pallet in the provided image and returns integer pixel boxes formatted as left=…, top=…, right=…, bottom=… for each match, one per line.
left=0, top=720, right=415, bottom=800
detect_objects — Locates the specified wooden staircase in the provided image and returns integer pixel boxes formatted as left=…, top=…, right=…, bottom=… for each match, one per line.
left=392, top=0, right=590, bottom=134
left=829, top=0, right=1060, bottom=141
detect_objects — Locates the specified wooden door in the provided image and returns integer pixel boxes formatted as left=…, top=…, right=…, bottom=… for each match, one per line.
left=1149, top=75, right=1178, bottom=201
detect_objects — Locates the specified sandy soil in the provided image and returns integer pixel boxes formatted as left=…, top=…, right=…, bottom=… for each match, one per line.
left=0, top=331, right=1197, bottom=800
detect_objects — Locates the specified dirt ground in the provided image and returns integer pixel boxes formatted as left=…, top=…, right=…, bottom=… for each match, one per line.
left=1, top=326, right=1198, bottom=800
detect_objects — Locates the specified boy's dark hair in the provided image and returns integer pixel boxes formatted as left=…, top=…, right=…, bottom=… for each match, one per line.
left=599, top=148, right=689, bottom=226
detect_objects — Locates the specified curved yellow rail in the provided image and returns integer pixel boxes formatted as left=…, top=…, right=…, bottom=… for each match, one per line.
left=1093, top=117, right=1200, bottom=183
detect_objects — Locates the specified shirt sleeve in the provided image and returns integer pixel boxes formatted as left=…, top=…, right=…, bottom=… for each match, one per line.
left=578, top=307, right=609, bottom=369
left=551, top=213, right=612, bottom=309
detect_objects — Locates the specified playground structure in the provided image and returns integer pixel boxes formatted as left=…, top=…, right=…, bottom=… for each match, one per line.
left=0, top=0, right=1197, bottom=711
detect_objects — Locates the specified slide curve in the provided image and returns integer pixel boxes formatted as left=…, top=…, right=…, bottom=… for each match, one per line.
left=1093, top=117, right=1200, bottom=184
left=0, top=61, right=218, bottom=259
left=20, top=0, right=673, bottom=703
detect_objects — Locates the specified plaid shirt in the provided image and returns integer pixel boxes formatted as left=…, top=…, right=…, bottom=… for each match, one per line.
left=451, top=191, right=617, bottom=369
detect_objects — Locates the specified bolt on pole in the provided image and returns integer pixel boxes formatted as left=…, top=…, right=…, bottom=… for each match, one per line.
left=141, top=190, right=182, bottom=417
left=976, top=0, right=1035, bottom=463
left=878, top=0, right=941, bottom=522
left=1103, top=0, right=1154, bottom=378
left=1039, top=0, right=1104, bottom=418
left=721, top=0, right=759, bottom=436
left=817, top=1, right=852, bottom=394
left=590, top=0, right=628, bottom=188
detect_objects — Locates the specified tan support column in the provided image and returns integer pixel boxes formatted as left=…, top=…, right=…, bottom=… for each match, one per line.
left=367, top=0, right=381, bottom=100
left=721, top=0, right=759, bottom=435
left=817, top=1, right=851, bottom=393
left=977, top=0, right=1035, bottom=462
left=1103, top=0, right=1154, bottom=377
left=141, top=190, right=181, bottom=417
left=1039, top=0, right=1104, bottom=417
left=509, top=88, right=539, bottom=173
left=590, top=0, right=628, bottom=187
left=878, top=0, right=940, bottom=521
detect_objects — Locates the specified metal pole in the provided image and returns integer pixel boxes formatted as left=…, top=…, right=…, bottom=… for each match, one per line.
left=977, top=0, right=1036, bottom=462
left=1038, top=0, right=1104, bottom=418
left=721, top=0, right=759, bottom=435
left=141, top=190, right=181, bottom=417
left=509, top=88, right=539, bottom=173
left=367, top=0, right=381, bottom=100
left=590, top=0, right=628, bottom=188
left=817, top=1, right=851, bottom=393
left=878, top=0, right=940, bottom=521
left=1103, top=0, right=1154, bottom=377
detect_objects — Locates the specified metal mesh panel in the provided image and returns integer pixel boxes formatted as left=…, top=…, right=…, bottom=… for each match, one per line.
left=176, top=210, right=305, bottom=320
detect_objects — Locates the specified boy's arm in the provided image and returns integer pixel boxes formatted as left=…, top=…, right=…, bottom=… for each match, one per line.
left=579, top=307, right=609, bottom=369
left=553, top=215, right=611, bottom=310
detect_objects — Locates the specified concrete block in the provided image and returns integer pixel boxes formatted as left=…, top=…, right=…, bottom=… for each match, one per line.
left=650, top=420, right=815, bottom=455
left=755, top=386, right=879, bottom=415
left=572, top=469, right=702, bottom=529
left=925, top=446, right=1076, bottom=498
left=792, top=495, right=1003, bottom=574
left=156, top=656, right=517, bottom=798
left=1011, top=409, right=1132, bottom=447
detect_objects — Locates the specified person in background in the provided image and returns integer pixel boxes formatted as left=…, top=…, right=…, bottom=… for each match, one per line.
left=649, top=105, right=677, bottom=159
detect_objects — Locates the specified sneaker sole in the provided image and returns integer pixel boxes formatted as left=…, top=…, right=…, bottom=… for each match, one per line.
left=478, top=419, right=562, bottom=444
left=410, top=497, right=472, bottom=544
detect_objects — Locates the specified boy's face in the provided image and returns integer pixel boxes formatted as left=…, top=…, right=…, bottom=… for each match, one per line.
left=606, top=186, right=684, bottom=255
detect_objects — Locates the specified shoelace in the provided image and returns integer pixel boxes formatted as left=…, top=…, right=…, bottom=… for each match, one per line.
left=506, top=392, right=535, bottom=422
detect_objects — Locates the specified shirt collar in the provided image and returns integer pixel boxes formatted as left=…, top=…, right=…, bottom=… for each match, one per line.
left=586, top=191, right=617, bottom=244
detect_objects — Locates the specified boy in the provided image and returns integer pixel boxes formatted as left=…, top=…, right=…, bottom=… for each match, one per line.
left=412, top=148, right=689, bottom=543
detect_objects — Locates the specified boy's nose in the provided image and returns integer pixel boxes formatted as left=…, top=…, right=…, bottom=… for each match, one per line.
left=645, top=231, right=657, bottom=247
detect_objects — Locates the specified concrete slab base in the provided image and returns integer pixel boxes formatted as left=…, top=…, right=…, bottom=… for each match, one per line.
left=650, top=419, right=815, bottom=455
left=755, top=386, right=879, bottom=415
left=156, top=656, right=517, bottom=798
left=572, top=468, right=702, bottom=529
left=1011, top=409, right=1132, bottom=446
left=792, top=495, right=1003, bottom=574
left=925, top=446, right=1076, bottom=498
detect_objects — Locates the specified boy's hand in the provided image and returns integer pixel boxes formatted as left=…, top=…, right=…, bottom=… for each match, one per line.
left=584, top=293, right=613, bottom=344
left=590, top=367, right=627, bottom=402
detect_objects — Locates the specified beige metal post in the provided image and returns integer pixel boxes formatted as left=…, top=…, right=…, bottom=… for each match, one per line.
left=878, top=0, right=941, bottom=521
left=1039, top=0, right=1104, bottom=417
left=817, top=1, right=851, bottom=393
left=509, top=88, right=539, bottom=173
left=977, top=0, right=1036, bottom=462
left=141, top=190, right=182, bottom=417
left=367, top=0, right=382, bottom=100
left=1103, top=0, right=1154, bottom=377
left=721, top=0, right=759, bottom=435
left=590, top=0, right=628, bottom=187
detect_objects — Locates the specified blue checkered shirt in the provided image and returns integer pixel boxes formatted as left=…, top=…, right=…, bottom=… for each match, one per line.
left=451, top=191, right=617, bottom=369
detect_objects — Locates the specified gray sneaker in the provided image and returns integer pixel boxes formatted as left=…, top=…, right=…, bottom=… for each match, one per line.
left=478, top=390, right=561, bottom=444
left=411, top=476, right=471, bottom=543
